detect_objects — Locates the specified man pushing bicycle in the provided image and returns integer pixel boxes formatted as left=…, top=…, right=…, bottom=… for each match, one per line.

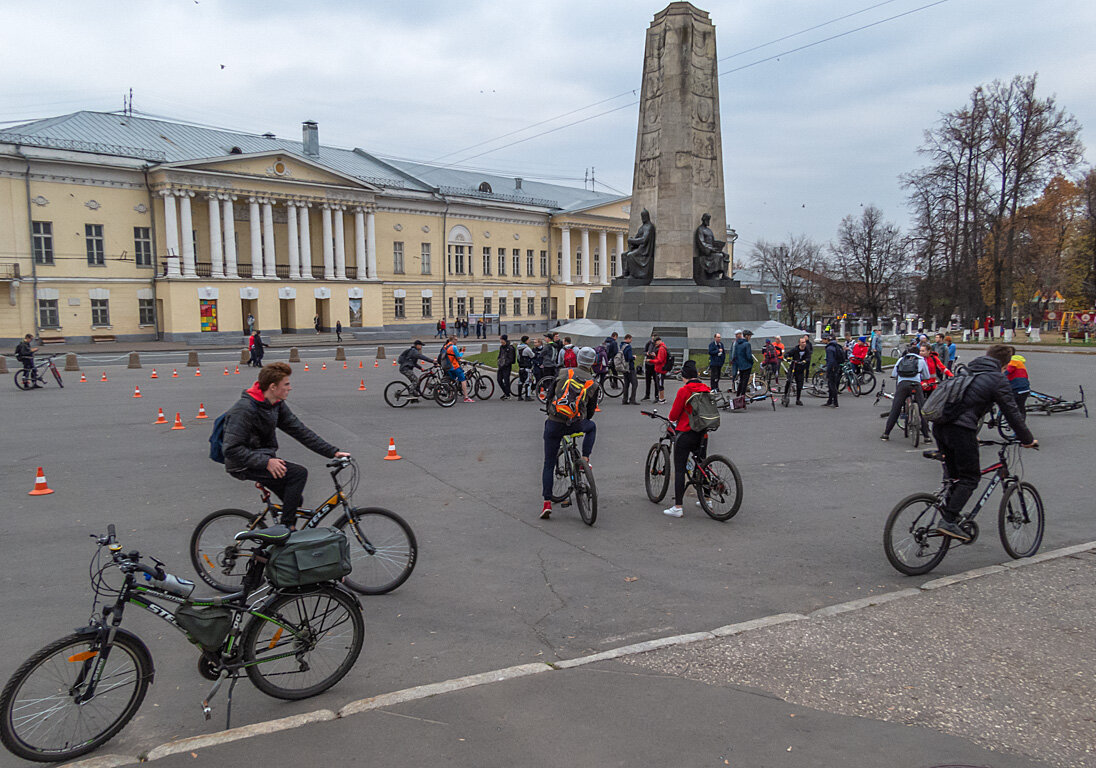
left=539, top=347, right=600, bottom=520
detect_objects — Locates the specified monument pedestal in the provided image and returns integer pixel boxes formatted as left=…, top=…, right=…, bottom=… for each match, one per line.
left=586, top=278, right=769, bottom=324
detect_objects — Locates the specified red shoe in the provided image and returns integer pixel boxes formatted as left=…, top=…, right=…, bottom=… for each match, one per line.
left=539, top=502, right=552, bottom=520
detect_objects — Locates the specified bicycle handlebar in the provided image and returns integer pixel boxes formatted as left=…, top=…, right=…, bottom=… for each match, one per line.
left=326, top=456, right=354, bottom=469
left=978, top=438, right=1039, bottom=450
left=640, top=410, right=670, bottom=421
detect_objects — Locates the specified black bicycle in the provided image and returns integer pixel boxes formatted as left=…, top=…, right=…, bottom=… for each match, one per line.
left=14, top=355, right=63, bottom=390
left=191, top=457, right=416, bottom=595
left=883, top=439, right=1043, bottom=575
left=0, top=525, right=363, bottom=763
left=549, top=431, right=597, bottom=525
left=384, top=366, right=457, bottom=408
left=641, top=410, right=743, bottom=521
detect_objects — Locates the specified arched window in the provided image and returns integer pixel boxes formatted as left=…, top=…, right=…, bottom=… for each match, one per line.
left=448, top=225, right=473, bottom=275
left=478, top=182, right=492, bottom=194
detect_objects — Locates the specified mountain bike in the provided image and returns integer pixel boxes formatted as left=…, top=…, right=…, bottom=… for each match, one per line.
left=548, top=431, right=597, bottom=525
left=883, top=439, right=1043, bottom=576
left=463, top=361, right=495, bottom=400
left=875, top=380, right=925, bottom=447
left=0, top=524, right=363, bottom=763
left=640, top=410, right=743, bottom=521
left=14, top=355, right=63, bottom=390
left=850, top=360, right=877, bottom=394
left=1025, top=385, right=1088, bottom=417
left=837, top=361, right=862, bottom=397
left=384, top=367, right=457, bottom=408
left=191, top=457, right=416, bottom=595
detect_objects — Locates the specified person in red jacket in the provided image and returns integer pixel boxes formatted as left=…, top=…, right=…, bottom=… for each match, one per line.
left=919, top=342, right=952, bottom=394
left=652, top=335, right=669, bottom=403
left=662, top=360, right=710, bottom=518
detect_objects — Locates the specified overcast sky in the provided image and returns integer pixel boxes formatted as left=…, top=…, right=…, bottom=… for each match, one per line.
left=3, top=0, right=1094, bottom=255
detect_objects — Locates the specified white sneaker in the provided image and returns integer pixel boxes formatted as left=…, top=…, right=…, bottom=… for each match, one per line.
left=663, top=506, right=683, bottom=518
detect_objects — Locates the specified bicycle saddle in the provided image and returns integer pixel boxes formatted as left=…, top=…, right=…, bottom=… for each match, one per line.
left=235, top=525, right=292, bottom=546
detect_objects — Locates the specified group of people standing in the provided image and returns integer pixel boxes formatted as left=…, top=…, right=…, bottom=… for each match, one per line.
left=435, top=318, right=486, bottom=339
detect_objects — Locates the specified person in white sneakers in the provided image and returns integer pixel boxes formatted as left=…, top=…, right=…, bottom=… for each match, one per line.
left=663, top=360, right=710, bottom=518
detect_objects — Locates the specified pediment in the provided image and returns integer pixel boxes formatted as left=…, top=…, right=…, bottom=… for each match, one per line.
left=159, top=151, right=380, bottom=191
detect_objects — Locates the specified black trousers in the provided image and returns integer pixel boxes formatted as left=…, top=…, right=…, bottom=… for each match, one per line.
left=673, top=430, right=707, bottom=506
left=884, top=380, right=928, bottom=437
left=826, top=368, right=840, bottom=405
left=735, top=369, right=751, bottom=397
left=644, top=363, right=657, bottom=399
left=497, top=365, right=512, bottom=397
left=710, top=364, right=722, bottom=392
left=235, top=461, right=308, bottom=526
left=932, top=423, right=981, bottom=521
left=785, top=366, right=806, bottom=401
left=622, top=365, right=638, bottom=403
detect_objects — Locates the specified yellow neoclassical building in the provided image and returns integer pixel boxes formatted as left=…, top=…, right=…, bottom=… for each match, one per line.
left=0, top=112, right=630, bottom=344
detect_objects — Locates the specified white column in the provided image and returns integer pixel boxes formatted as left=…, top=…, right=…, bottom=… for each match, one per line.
left=321, top=205, right=335, bottom=279
left=248, top=197, right=262, bottom=279
left=207, top=194, right=223, bottom=278
left=286, top=201, right=300, bottom=281
left=365, top=208, right=377, bottom=280
left=598, top=230, right=608, bottom=285
left=560, top=227, right=572, bottom=285
left=580, top=228, right=590, bottom=284
left=333, top=206, right=347, bottom=279
left=179, top=192, right=196, bottom=278
left=161, top=191, right=181, bottom=278
left=354, top=208, right=366, bottom=280
left=298, top=205, right=312, bottom=278
left=261, top=199, right=276, bottom=279
left=615, top=232, right=624, bottom=278
left=222, top=196, right=238, bottom=278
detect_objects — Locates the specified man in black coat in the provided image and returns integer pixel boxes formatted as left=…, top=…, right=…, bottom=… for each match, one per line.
left=822, top=334, right=844, bottom=407
left=497, top=334, right=516, bottom=400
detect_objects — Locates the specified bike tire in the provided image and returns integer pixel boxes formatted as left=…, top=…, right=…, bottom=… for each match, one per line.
left=0, top=630, right=150, bottom=762
left=536, top=376, right=553, bottom=404
left=909, top=402, right=922, bottom=448
left=190, top=508, right=265, bottom=592
left=998, top=482, right=1044, bottom=559
left=996, top=412, right=1017, bottom=441
left=13, top=371, right=31, bottom=391
left=337, top=507, right=418, bottom=595
left=242, top=586, right=364, bottom=700
left=51, top=364, right=63, bottom=388
left=418, top=374, right=437, bottom=400
left=433, top=380, right=458, bottom=408
left=883, top=493, right=950, bottom=575
left=473, top=374, right=494, bottom=400
left=809, top=372, right=827, bottom=398
left=644, top=443, right=671, bottom=503
left=857, top=369, right=876, bottom=395
left=383, top=381, right=413, bottom=408
left=602, top=374, right=624, bottom=398
left=696, top=454, right=743, bottom=521
left=574, top=459, right=597, bottom=526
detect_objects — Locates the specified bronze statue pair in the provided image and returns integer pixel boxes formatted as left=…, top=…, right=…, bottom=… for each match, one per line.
left=619, top=210, right=730, bottom=285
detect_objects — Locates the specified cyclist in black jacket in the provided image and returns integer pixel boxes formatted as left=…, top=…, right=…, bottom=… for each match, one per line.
left=784, top=335, right=811, bottom=405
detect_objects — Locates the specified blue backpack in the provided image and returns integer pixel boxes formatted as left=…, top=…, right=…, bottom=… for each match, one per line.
left=208, top=413, right=228, bottom=463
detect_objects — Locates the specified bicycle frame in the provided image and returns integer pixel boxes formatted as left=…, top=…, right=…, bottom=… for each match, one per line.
left=931, top=443, right=1016, bottom=526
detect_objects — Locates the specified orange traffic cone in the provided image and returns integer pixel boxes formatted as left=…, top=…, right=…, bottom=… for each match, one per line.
left=100, top=372, right=108, bottom=382
left=235, top=366, right=240, bottom=374
left=373, top=361, right=379, bottom=368
left=359, top=361, right=363, bottom=368
left=322, top=363, right=327, bottom=371
left=171, top=412, right=185, bottom=430
left=154, top=408, right=168, bottom=424
left=359, top=379, right=366, bottom=391
left=28, top=467, right=54, bottom=496
left=195, top=368, right=201, bottom=377
left=304, top=364, right=310, bottom=372
left=133, top=385, right=142, bottom=398
left=383, top=437, right=402, bottom=461
left=224, top=367, right=230, bottom=376
left=150, top=369, right=158, bottom=379
left=172, top=369, right=178, bottom=378
left=392, top=360, right=397, bottom=366
left=79, top=373, right=87, bottom=383
left=343, top=362, right=348, bottom=369
left=595, top=404, right=601, bottom=412
left=196, top=403, right=209, bottom=419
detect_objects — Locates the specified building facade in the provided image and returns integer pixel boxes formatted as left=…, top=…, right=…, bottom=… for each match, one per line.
left=0, top=112, right=629, bottom=343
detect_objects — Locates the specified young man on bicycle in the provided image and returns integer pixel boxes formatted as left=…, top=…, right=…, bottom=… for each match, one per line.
left=881, top=347, right=932, bottom=442
left=15, top=334, right=39, bottom=384
left=931, top=344, right=1037, bottom=541
left=397, top=340, right=432, bottom=387
left=441, top=335, right=474, bottom=403
left=222, top=362, right=350, bottom=527
left=663, top=360, right=710, bottom=518
left=540, top=347, right=600, bottom=520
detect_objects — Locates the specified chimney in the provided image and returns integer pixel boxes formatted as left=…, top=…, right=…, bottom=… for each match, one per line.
left=514, top=177, right=523, bottom=192
left=302, top=121, right=319, bottom=157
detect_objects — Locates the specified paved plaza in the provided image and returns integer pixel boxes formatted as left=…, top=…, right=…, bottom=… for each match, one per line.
left=1, top=345, right=1093, bottom=765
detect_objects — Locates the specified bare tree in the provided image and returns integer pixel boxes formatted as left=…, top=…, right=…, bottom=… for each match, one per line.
left=1080, top=167, right=1096, bottom=305
left=828, top=206, right=908, bottom=326
left=750, top=235, right=824, bottom=327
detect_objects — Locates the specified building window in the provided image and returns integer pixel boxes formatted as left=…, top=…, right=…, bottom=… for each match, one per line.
left=528, top=297, right=535, bottom=315
left=497, top=248, right=506, bottom=276
left=32, top=221, right=54, bottom=265
left=512, top=249, right=521, bottom=276
left=91, top=298, right=110, bottom=326
left=513, top=296, right=521, bottom=316
left=454, top=245, right=466, bottom=275
left=456, top=297, right=466, bottom=316
left=393, top=241, right=405, bottom=274
left=574, top=252, right=581, bottom=277
left=469, top=297, right=475, bottom=315
left=557, top=251, right=563, bottom=276
left=134, top=227, right=152, bottom=267
left=422, top=296, right=432, bottom=317
left=394, top=296, right=405, bottom=318
left=192, top=230, right=200, bottom=261
left=85, top=224, right=105, bottom=265
left=448, top=296, right=454, bottom=317
left=139, top=298, right=155, bottom=325
left=484, top=297, right=492, bottom=315
left=482, top=247, right=491, bottom=275
left=541, top=297, right=548, bottom=315
left=38, top=298, right=59, bottom=328
left=611, top=249, right=618, bottom=277
left=594, top=253, right=600, bottom=277
left=421, top=242, right=431, bottom=274
left=499, top=297, right=507, bottom=317
left=540, top=250, right=548, bottom=277
left=526, top=249, right=535, bottom=276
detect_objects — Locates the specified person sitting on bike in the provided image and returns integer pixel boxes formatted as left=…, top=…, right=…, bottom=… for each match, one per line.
left=931, top=344, right=1037, bottom=541
left=516, top=335, right=535, bottom=401
left=221, top=362, right=350, bottom=528
left=15, top=333, right=39, bottom=384
left=880, top=347, right=932, bottom=442
left=397, top=340, right=432, bottom=386
left=663, top=359, right=710, bottom=518
left=1005, top=353, right=1030, bottom=413
left=540, top=347, right=600, bottom=520
left=850, top=336, right=870, bottom=371
left=785, top=334, right=811, bottom=406
left=919, top=341, right=953, bottom=394
left=761, top=338, right=781, bottom=385
left=441, top=335, right=474, bottom=403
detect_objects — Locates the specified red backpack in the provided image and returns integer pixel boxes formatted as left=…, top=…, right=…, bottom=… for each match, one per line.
left=563, top=347, right=578, bottom=368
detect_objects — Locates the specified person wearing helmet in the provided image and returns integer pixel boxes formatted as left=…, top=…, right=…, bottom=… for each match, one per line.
left=539, top=347, right=601, bottom=520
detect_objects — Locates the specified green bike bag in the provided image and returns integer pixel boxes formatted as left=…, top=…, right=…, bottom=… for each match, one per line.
left=266, top=527, right=352, bottom=588
left=174, top=604, right=232, bottom=651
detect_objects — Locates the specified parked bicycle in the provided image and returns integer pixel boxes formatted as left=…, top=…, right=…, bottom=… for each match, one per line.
left=0, top=524, right=364, bottom=762
left=1025, top=385, right=1088, bottom=417
left=384, top=367, right=457, bottom=408
left=13, top=355, right=63, bottom=390
left=548, top=431, right=597, bottom=525
left=462, top=361, right=495, bottom=400
left=191, top=457, right=416, bottom=596
left=640, top=410, right=743, bottom=521
left=883, top=438, right=1043, bottom=575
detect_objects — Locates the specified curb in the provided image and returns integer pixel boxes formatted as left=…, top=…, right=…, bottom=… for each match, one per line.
left=63, top=540, right=1096, bottom=767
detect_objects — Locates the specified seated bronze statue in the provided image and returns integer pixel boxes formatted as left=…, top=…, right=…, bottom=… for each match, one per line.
left=620, top=209, right=655, bottom=284
left=694, top=213, right=730, bottom=284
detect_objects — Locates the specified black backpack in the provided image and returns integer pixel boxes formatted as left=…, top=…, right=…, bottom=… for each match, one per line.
left=208, top=413, right=228, bottom=463
left=922, top=371, right=988, bottom=424
left=664, top=349, right=675, bottom=371
left=896, top=353, right=921, bottom=377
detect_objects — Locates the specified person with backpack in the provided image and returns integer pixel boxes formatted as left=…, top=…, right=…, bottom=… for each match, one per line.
left=732, top=330, right=755, bottom=397
left=930, top=344, right=1036, bottom=541
left=662, top=360, right=718, bottom=518
left=496, top=334, right=516, bottom=400
left=398, top=340, right=432, bottom=386
left=707, top=333, right=726, bottom=392
left=603, top=333, right=620, bottom=376
left=542, top=332, right=562, bottom=380
left=439, top=335, right=474, bottom=403
left=15, top=333, right=39, bottom=382
left=821, top=334, right=845, bottom=407
left=592, top=342, right=611, bottom=389
left=761, top=338, right=781, bottom=385
left=784, top=334, right=811, bottom=406
left=880, top=346, right=932, bottom=441
left=620, top=333, right=638, bottom=404
left=516, top=335, right=536, bottom=401
left=220, top=362, right=350, bottom=527
left=539, top=347, right=600, bottom=520
left=249, top=329, right=268, bottom=368
left=642, top=335, right=658, bottom=401
left=561, top=338, right=578, bottom=369
left=652, top=335, right=669, bottom=403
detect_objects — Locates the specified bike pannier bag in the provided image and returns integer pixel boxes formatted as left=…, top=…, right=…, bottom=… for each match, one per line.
left=687, top=391, right=721, bottom=432
left=896, top=353, right=921, bottom=377
left=922, top=371, right=986, bottom=424
left=266, top=527, right=352, bottom=588
left=174, top=604, right=232, bottom=651
left=729, top=395, right=747, bottom=411
left=550, top=369, right=593, bottom=421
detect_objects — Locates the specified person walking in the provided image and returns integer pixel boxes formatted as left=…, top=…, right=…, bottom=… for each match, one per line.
left=822, top=334, right=844, bottom=407
left=516, top=335, right=535, bottom=400
left=869, top=328, right=883, bottom=372
left=707, top=333, right=726, bottom=392
left=246, top=313, right=255, bottom=334
left=249, top=329, right=268, bottom=367
left=732, top=330, right=754, bottom=397
left=642, top=335, right=658, bottom=401
left=652, top=335, right=669, bottom=403
left=880, top=346, right=932, bottom=441
left=496, top=334, right=515, bottom=400
left=620, top=333, right=638, bottom=404
left=662, top=360, right=711, bottom=518
left=335, top=320, right=343, bottom=343
left=784, top=334, right=811, bottom=405
left=539, top=347, right=600, bottom=520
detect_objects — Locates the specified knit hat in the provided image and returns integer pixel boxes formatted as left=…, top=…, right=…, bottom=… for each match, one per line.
left=681, top=359, right=699, bottom=379
left=500, top=334, right=508, bottom=341
left=576, top=347, right=597, bottom=368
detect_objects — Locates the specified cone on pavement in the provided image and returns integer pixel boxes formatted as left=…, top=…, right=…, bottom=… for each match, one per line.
left=28, top=467, right=54, bottom=496
left=321, top=363, right=327, bottom=371
left=359, top=361, right=363, bottom=368
left=359, top=379, right=366, bottom=391
left=304, top=364, right=310, bottom=372
left=171, top=412, right=185, bottom=430
left=392, top=360, right=397, bottom=366
left=195, top=368, right=201, bottom=377
left=79, top=373, right=87, bottom=383
left=150, top=369, right=158, bottom=379
left=373, top=361, right=379, bottom=368
left=133, top=385, right=142, bottom=398
left=235, top=366, right=240, bottom=374
left=172, top=369, right=179, bottom=378
left=100, top=372, right=108, bottom=382
left=154, top=408, right=168, bottom=424
left=224, top=367, right=230, bottom=376
left=196, top=403, right=209, bottom=419
left=343, top=362, right=348, bottom=369
left=383, top=437, right=402, bottom=461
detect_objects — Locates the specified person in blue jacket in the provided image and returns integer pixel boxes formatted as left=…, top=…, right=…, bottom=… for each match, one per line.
left=732, top=330, right=755, bottom=397
left=707, top=332, right=726, bottom=391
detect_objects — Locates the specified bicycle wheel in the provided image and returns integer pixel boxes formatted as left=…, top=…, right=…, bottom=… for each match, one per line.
left=996, top=413, right=1017, bottom=441
left=908, top=402, right=922, bottom=448
left=998, top=482, right=1044, bottom=559
left=337, top=508, right=418, bottom=595
left=383, top=381, right=413, bottom=408
left=573, top=459, right=597, bottom=526
left=644, top=444, right=671, bottom=503
left=602, top=374, right=623, bottom=398
left=536, top=376, right=553, bottom=403
left=433, top=380, right=458, bottom=408
left=13, top=371, right=31, bottom=391
left=883, top=493, right=950, bottom=575
left=857, top=369, right=876, bottom=395
left=473, top=374, right=494, bottom=400
left=190, top=508, right=265, bottom=592
left=0, top=630, right=150, bottom=762
left=696, top=455, right=743, bottom=521
left=51, top=364, right=63, bottom=388
left=243, top=586, right=363, bottom=700
left=418, top=373, right=438, bottom=400
left=550, top=446, right=572, bottom=502
left=809, top=372, right=827, bottom=397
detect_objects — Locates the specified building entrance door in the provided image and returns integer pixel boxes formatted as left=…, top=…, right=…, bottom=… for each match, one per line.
left=314, top=298, right=328, bottom=333
left=279, top=299, right=294, bottom=333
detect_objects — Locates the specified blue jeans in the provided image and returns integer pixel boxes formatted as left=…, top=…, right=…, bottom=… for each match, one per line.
left=542, top=419, right=596, bottom=500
